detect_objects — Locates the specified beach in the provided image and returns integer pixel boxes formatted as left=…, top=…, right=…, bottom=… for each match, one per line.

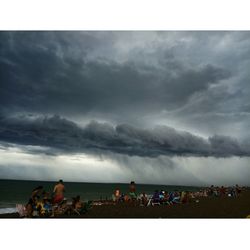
left=1, top=189, right=249, bottom=218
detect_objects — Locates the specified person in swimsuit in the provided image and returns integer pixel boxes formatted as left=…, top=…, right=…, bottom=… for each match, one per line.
left=53, top=179, right=65, bottom=204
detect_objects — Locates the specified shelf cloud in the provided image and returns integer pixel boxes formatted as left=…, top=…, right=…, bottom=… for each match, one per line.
left=1, top=114, right=249, bottom=158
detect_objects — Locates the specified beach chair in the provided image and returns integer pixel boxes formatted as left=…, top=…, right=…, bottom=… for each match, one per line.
left=146, top=195, right=161, bottom=206
left=73, top=208, right=81, bottom=216
left=147, top=199, right=161, bottom=206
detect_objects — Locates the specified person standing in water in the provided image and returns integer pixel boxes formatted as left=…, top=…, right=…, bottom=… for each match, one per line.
left=53, top=179, right=65, bottom=204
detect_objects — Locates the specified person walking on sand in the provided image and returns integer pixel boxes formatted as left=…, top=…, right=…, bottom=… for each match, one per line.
left=53, top=179, right=65, bottom=204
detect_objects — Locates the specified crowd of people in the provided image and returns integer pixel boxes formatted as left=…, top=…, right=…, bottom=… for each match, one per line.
left=19, top=179, right=92, bottom=218
left=111, top=182, right=244, bottom=207
left=17, top=180, right=244, bottom=218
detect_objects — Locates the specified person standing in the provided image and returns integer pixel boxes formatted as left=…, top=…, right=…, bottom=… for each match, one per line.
left=53, top=179, right=65, bottom=204
left=129, top=181, right=137, bottom=200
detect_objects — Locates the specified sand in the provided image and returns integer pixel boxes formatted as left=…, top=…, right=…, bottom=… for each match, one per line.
left=1, top=190, right=250, bottom=218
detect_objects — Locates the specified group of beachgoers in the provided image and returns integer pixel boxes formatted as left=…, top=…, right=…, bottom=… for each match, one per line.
left=17, top=180, right=244, bottom=218
left=111, top=182, right=244, bottom=207
left=19, top=179, right=92, bottom=218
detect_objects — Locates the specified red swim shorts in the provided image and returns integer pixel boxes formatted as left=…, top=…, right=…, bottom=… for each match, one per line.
left=53, top=194, right=64, bottom=203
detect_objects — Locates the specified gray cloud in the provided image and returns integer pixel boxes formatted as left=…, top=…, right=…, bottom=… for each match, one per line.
left=0, top=114, right=249, bottom=158
left=0, top=31, right=232, bottom=123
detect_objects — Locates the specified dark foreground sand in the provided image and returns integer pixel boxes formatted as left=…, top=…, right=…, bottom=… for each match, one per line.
left=1, top=190, right=250, bottom=218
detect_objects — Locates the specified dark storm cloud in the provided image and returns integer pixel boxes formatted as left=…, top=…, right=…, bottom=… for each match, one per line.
left=0, top=114, right=249, bottom=157
left=1, top=31, right=250, bottom=142
left=0, top=31, right=231, bottom=119
left=2, top=31, right=250, bottom=185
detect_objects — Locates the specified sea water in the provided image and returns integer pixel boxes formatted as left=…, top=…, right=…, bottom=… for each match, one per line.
left=0, top=179, right=201, bottom=214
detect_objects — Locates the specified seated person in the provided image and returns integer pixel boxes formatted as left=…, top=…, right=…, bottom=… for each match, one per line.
left=172, top=191, right=181, bottom=204
left=180, top=191, right=186, bottom=203
left=42, top=190, right=51, bottom=201
left=31, top=186, right=43, bottom=200
left=182, top=191, right=190, bottom=203
left=163, top=191, right=170, bottom=204
left=168, top=192, right=175, bottom=204
left=29, top=186, right=43, bottom=216
left=124, top=194, right=130, bottom=202
left=159, top=190, right=165, bottom=201
left=72, top=195, right=92, bottom=215
left=43, top=198, right=52, bottom=217
left=113, top=188, right=121, bottom=202
left=140, top=192, right=148, bottom=206
left=152, top=190, right=160, bottom=203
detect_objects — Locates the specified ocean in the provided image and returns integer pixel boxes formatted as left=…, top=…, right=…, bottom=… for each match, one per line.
left=0, top=179, right=201, bottom=214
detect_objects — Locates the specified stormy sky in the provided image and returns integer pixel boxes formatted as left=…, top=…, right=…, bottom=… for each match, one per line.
left=0, top=31, right=250, bottom=186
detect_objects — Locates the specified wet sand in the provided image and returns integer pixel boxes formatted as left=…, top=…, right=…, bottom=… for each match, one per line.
left=1, top=190, right=250, bottom=218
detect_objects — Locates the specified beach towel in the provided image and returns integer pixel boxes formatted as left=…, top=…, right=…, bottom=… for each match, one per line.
left=16, top=204, right=26, bottom=217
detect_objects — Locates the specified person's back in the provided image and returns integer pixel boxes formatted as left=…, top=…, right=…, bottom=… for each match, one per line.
left=152, top=190, right=160, bottom=201
left=180, top=191, right=186, bottom=202
left=31, top=186, right=43, bottom=200
left=53, top=180, right=65, bottom=204
left=114, top=188, right=121, bottom=201
left=54, top=183, right=65, bottom=195
left=172, top=191, right=181, bottom=203
left=159, top=190, right=165, bottom=200
left=141, top=192, right=148, bottom=206
left=129, top=181, right=136, bottom=193
left=75, top=199, right=82, bottom=210
left=129, top=181, right=137, bottom=200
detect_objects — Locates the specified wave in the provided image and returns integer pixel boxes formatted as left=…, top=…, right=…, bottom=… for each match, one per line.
left=0, top=207, right=17, bottom=214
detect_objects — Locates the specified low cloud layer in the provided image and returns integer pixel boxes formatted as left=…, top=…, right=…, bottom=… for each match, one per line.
left=0, top=114, right=249, bottom=158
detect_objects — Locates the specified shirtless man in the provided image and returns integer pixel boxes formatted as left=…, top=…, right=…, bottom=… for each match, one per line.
left=53, top=179, right=65, bottom=204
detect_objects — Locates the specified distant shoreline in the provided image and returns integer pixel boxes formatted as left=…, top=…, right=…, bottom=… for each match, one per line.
left=0, top=178, right=207, bottom=188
